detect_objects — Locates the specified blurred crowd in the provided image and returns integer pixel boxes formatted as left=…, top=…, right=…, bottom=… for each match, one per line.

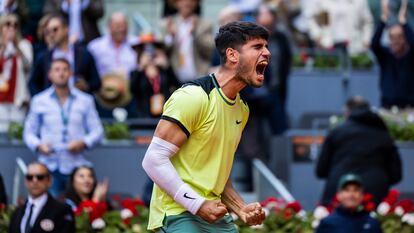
left=0, top=1, right=411, bottom=231
left=0, top=0, right=414, bottom=131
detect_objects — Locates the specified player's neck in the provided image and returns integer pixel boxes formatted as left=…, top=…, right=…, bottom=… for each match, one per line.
left=214, top=68, right=246, bottom=100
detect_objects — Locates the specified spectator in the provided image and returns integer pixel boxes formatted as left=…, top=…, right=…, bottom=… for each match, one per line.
left=33, top=14, right=53, bottom=60
left=256, top=3, right=291, bottom=134
left=94, top=72, right=135, bottom=119
left=316, top=174, right=383, bottom=233
left=28, top=15, right=101, bottom=96
left=0, top=0, right=27, bottom=17
left=369, top=0, right=414, bottom=30
left=161, top=0, right=214, bottom=83
left=209, top=5, right=242, bottom=72
left=0, top=14, right=32, bottom=132
left=130, top=34, right=178, bottom=118
left=44, top=0, right=103, bottom=44
left=65, top=166, right=109, bottom=211
left=371, top=0, right=414, bottom=108
left=8, top=162, right=75, bottom=233
left=0, top=173, right=6, bottom=206
left=162, top=0, right=201, bottom=17
left=316, top=97, right=402, bottom=205
left=87, top=12, right=137, bottom=79
left=307, top=0, right=373, bottom=55
left=24, top=58, right=103, bottom=197
left=229, top=0, right=262, bottom=21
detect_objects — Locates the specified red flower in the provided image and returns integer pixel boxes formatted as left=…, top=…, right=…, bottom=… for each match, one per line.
left=260, top=196, right=283, bottom=208
left=383, top=189, right=400, bottom=205
left=396, top=199, right=414, bottom=213
left=0, top=203, right=5, bottom=210
left=286, top=201, right=302, bottom=213
left=283, top=209, right=294, bottom=220
left=121, top=198, right=145, bottom=216
left=364, top=202, right=376, bottom=212
left=123, top=218, right=132, bottom=225
left=75, top=200, right=108, bottom=222
left=363, top=193, right=374, bottom=203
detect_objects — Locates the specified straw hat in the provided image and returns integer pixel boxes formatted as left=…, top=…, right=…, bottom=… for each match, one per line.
left=95, top=72, right=132, bottom=109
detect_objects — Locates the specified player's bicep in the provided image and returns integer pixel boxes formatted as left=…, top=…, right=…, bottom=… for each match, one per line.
left=154, top=119, right=188, bottom=148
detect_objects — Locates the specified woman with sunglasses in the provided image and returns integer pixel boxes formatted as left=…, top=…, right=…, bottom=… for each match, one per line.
left=0, top=13, right=32, bottom=132
left=65, top=166, right=110, bottom=220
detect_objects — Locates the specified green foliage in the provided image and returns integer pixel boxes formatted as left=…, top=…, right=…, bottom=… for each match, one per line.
left=386, top=122, right=414, bottom=142
left=7, top=122, right=23, bottom=141
left=351, top=54, right=374, bottom=69
left=75, top=212, right=93, bottom=233
left=377, top=214, right=414, bottom=233
left=330, top=109, right=414, bottom=142
left=0, top=206, right=13, bottom=233
left=293, top=54, right=306, bottom=67
left=313, top=55, right=340, bottom=69
left=103, top=123, right=130, bottom=140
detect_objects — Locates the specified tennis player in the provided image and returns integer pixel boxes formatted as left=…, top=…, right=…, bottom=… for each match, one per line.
left=142, top=21, right=270, bottom=232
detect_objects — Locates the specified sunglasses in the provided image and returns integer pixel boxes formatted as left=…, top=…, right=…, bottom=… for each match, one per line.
left=25, top=174, right=49, bottom=182
left=4, top=21, right=18, bottom=28
left=46, top=26, right=60, bottom=35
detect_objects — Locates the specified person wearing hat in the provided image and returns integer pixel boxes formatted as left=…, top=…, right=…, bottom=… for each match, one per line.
left=129, top=33, right=179, bottom=118
left=94, top=71, right=137, bottom=118
left=316, top=174, right=383, bottom=233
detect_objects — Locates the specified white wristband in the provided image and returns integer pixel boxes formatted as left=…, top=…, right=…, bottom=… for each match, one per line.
left=174, top=183, right=205, bottom=215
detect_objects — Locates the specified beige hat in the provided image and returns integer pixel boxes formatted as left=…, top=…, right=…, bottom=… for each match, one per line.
left=95, top=72, right=132, bottom=109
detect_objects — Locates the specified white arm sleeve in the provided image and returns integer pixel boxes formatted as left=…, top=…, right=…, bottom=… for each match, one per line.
left=142, top=137, right=205, bottom=214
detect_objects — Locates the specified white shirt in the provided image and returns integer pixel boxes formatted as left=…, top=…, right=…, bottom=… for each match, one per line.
left=175, top=16, right=197, bottom=83
left=23, top=87, right=104, bottom=174
left=88, top=35, right=137, bottom=78
left=20, top=193, right=48, bottom=233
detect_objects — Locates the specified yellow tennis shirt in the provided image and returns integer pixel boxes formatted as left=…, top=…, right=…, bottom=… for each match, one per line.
left=147, top=74, right=249, bottom=230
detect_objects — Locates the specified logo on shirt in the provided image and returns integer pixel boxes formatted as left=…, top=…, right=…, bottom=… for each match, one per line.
left=40, top=219, right=54, bottom=232
left=236, top=120, right=242, bottom=125
left=184, top=193, right=196, bottom=200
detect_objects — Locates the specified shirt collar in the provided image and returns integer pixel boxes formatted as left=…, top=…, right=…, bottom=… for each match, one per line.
left=48, top=86, right=77, bottom=99
left=28, top=193, right=48, bottom=207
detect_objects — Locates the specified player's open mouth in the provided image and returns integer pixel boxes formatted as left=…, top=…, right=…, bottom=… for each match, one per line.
left=256, top=60, right=268, bottom=75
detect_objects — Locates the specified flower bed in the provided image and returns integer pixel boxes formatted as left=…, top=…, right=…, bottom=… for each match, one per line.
left=329, top=108, right=414, bottom=142
left=1, top=191, right=413, bottom=233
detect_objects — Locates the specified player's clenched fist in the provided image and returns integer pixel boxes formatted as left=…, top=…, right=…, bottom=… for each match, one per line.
left=196, top=200, right=228, bottom=223
left=239, top=202, right=266, bottom=226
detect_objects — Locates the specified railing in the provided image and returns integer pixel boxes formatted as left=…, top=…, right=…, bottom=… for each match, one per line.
left=252, top=159, right=295, bottom=202
left=12, top=157, right=27, bottom=205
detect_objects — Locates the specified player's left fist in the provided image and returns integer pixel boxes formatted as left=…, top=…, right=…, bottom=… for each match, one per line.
left=239, top=202, right=265, bottom=226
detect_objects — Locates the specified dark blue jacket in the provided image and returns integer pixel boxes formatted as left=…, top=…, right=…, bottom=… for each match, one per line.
left=316, top=206, right=383, bottom=233
left=29, top=43, right=101, bottom=96
left=371, top=21, right=414, bottom=108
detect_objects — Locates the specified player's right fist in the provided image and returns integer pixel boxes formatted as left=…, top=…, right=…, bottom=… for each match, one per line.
left=196, top=200, right=228, bottom=223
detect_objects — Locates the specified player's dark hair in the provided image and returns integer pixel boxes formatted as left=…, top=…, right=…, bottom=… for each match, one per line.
left=215, top=21, right=269, bottom=64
